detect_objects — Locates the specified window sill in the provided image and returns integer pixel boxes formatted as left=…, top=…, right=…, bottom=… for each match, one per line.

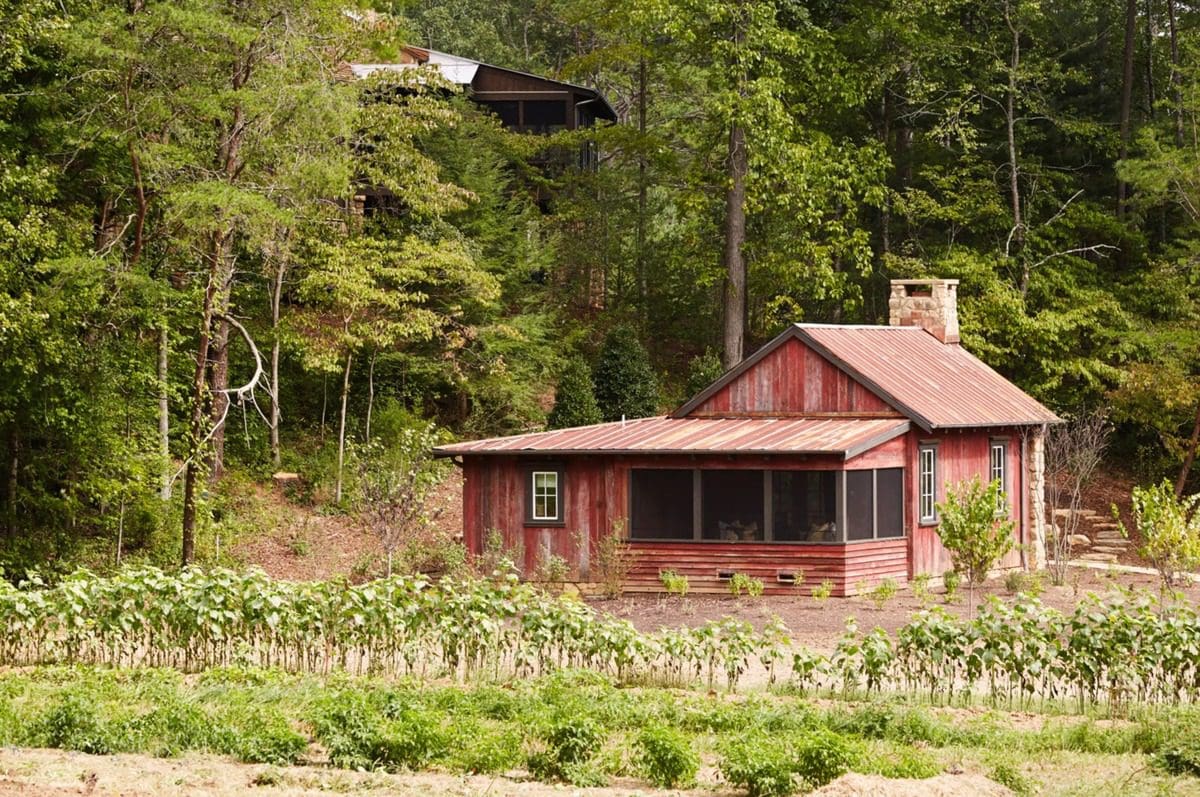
left=524, top=519, right=566, bottom=528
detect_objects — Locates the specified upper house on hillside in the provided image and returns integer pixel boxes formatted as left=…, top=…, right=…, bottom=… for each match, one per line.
left=435, top=279, right=1060, bottom=596
left=351, top=46, right=616, bottom=167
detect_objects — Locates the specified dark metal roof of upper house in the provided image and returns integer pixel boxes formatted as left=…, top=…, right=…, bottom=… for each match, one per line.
left=434, top=416, right=910, bottom=459
left=351, top=46, right=618, bottom=121
left=673, top=325, right=1060, bottom=431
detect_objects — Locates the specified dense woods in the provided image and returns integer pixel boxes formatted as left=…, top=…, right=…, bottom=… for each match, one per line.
left=2, top=0, right=1200, bottom=569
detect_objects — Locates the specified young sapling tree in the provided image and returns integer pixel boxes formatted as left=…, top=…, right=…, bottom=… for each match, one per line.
left=936, top=477, right=1015, bottom=615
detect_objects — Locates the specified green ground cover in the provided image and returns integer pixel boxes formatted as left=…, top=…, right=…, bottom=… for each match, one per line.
left=0, top=666, right=1198, bottom=796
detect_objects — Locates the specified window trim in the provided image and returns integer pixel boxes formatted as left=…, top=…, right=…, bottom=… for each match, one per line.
left=525, top=464, right=566, bottom=526
left=990, top=438, right=1009, bottom=517
left=918, top=442, right=939, bottom=525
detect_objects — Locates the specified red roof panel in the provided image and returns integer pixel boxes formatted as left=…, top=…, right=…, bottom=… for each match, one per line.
left=794, top=325, right=1060, bottom=429
left=434, top=416, right=910, bottom=458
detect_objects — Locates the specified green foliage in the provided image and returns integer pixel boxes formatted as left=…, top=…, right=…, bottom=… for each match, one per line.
left=936, top=478, right=1015, bottom=611
left=729, top=572, right=764, bottom=598
left=792, top=728, right=858, bottom=789
left=988, top=760, right=1035, bottom=796
left=528, top=716, right=605, bottom=783
left=591, top=325, right=660, bottom=422
left=635, top=725, right=699, bottom=788
left=547, top=358, right=602, bottom=429
left=812, top=580, right=834, bottom=603
left=942, top=570, right=961, bottom=603
left=659, top=569, right=690, bottom=597
left=720, top=734, right=797, bottom=797
left=1155, top=730, right=1200, bottom=778
left=685, top=348, right=725, bottom=398
left=1117, top=481, right=1200, bottom=590
left=870, top=578, right=898, bottom=610
left=592, top=521, right=633, bottom=600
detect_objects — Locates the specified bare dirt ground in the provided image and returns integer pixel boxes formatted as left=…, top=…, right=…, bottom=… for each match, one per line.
left=0, top=748, right=1023, bottom=797
left=590, top=567, right=1200, bottom=650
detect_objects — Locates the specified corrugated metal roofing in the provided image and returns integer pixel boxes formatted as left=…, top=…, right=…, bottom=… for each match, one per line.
left=434, top=416, right=910, bottom=458
left=795, top=325, right=1059, bottom=430
left=672, top=324, right=1059, bottom=430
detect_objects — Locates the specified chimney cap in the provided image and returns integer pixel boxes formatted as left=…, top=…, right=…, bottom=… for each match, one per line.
left=890, top=278, right=959, bottom=286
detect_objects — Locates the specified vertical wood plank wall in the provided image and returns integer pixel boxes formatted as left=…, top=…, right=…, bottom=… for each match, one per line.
left=691, top=338, right=896, bottom=416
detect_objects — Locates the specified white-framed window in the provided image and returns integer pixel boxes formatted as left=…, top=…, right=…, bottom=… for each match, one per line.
left=531, top=470, right=561, bottom=522
left=990, top=441, right=1008, bottom=515
left=918, top=444, right=938, bottom=523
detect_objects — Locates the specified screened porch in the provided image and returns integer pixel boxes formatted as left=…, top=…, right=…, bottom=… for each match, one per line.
left=628, top=468, right=904, bottom=544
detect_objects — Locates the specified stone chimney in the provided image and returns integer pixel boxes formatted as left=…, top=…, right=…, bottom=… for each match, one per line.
left=888, top=279, right=960, bottom=344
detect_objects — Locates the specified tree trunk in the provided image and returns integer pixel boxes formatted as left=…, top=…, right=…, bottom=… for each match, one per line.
left=335, top=352, right=353, bottom=504
left=208, top=316, right=230, bottom=485
left=365, top=350, right=376, bottom=443
left=269, top=256, right=285, bottom=466
left=1166, top=0, right=1184, bottom=146
left=181, top=232, right=227, bottom=565
left=722, top=121, right=748, bottom=369
left=1118, top=0, right=1138, bottom=220
left=1005, top=0, right=1026, bottom=292
left=635, top=48, right=648, bottom=324
left=1144, top=0, right=1156, bottom=120
left=1175, top=400, right=1200, bottom=498
left=158, top=322, right=171, bottom=500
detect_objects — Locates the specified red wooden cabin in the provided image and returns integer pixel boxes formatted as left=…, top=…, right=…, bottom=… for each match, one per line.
left=435, top=280, right=1059, bottom=596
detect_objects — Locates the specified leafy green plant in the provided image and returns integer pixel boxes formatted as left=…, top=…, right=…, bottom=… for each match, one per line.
left=729, top=572, right=764, bottom=598
left=936, top=477, right=1015, bottom=614
left=941, top=569, right=960, bottom=603
left=1117, top=480, right=1200, bottom=592
left=659, top=569, right=690, bottom=597
left=528, top=716, right=605, bottom=783
left=812, top=580, right=834, bottom=603
left=635, top=725, right=699, bottom=788
left=792, top=728, right=858, bottom=789
left=593, top=521, right=634, bottom=600
left=870, top=578, right=898, bottom=610
left=28, top=692, right=113, bottom=755
left=911, top=573, right=932, bottom=606
left=720, top=734, right=796, bottom=797
left=988, top=760, right=1034, bottom=796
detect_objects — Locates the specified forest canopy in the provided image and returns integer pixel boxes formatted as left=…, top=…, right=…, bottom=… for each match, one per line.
left=2, top=0, right=1199, bottom=568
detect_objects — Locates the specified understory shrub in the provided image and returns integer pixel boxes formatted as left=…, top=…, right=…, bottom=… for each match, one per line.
left=635, top=725, right=699, bottom=788
left=720, top=734, right=796, bottom=797
left=1155, top=730, right=1200, bottom=777
left=792, top=728, right=858, bottom=788
left=28, top=692, right=113, bottom=754
left=527, top=716, right=606, bottom=785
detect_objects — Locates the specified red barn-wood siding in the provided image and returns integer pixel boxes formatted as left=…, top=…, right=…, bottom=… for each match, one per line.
left=906, top=428, right=1025, bottom=578
left=692, top=338, right=895, bottom=417
left=625, top=539, right=908, bottom=596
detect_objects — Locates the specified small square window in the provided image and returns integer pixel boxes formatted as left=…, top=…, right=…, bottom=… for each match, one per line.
left=527, top=467, right=564, bottom=524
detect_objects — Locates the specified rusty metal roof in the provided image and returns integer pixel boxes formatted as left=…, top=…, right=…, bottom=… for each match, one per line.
left=793, top=325, right=1059, bottom=430
left=434, top=416, right=910, bottom=459
left=673, top=324, right=1059, bottom=430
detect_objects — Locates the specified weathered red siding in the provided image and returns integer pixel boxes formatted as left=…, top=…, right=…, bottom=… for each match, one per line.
left=906, top=428, right=1025, bottom=577
left=692, top=338, right=896, bottom=417
left=625, top=539, right=908, bottom=596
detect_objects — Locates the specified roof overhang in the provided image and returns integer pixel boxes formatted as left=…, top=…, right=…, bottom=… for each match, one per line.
left=433, top=417, right=911, bottom=460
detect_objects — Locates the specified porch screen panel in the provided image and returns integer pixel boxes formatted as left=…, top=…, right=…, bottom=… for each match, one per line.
left=630, top=469, right=693, bottom=540
left=875, top=468, right=904, bottom=538
left=701, top=470, right=765, bottom=541
left=771, top=471, right=837, bottom=542
left=846, top=470, right=875, bottom=540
